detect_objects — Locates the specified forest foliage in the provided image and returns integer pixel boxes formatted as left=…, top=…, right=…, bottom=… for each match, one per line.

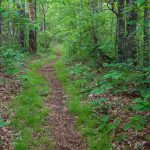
left=0, top=0, right=150, bottom=150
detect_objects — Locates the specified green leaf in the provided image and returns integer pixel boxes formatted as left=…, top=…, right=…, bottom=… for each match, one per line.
left=127, top=20, right=137, bottom=25
left=139, top=118, right=147, bottom=126
left=131, top=115, right=142, bottom=122
left=117, top=134, right=128, bottom=141
left=3, top=12, right=9, bottom=17
left=0, top=121, right=7, bottom=127
left=132, top=104, right=144, bottom=111
left=134, top=98, right=143, bottom=103
left=123, top=123, right=132, bottom=130
left=136, top=0, right=145, bottom=5
left=108, top=124, right=117, bottom=130
left=135, top=125, right=144, bottom=131
left=101, top=115, right=109, bottom=123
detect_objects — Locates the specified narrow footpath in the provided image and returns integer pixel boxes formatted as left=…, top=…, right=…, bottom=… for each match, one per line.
left=39, top=53, right=87, bottom=150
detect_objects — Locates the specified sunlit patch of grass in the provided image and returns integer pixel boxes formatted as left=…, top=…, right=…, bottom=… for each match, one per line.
left=54, top=59, right=112, bottom=150
left=11, top=54, right=56, bottom=150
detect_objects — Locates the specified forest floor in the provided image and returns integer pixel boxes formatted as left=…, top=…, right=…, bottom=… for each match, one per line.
left=0, top=71, right=20, bottom=150
left=0, top=51, right=87, bottom=150
left=39, top=52, right=87, bottom=150
left=0, top=49, right=150, bottom=150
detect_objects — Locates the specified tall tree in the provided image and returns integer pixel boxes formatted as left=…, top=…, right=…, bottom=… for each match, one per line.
left=0, top=0, right=2, bottom=46
left=41, top=2, right=48, bottom=33
left=117, top=0, right=126, bottom=62
left=126, top=0, right=138, bottom=62
left=20, top=0, right=26, bottom=47
left=143, top=0, right=149, bottom=67
left=6, top=1, right=11, bottom=46
left=16, top=0, right=26, bottom=47
left=41, top=2, right=48, bottom=49
left=89, top=0, right=98, bottom=52
left=28, top=0, right=36, bottom=53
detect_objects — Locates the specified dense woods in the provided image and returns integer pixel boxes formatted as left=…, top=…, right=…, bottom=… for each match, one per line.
left=0, top=0, right=149, bottom=64
left=0, top=0, right=150, bottom=150
left=52, top=0, right=149, bottom=65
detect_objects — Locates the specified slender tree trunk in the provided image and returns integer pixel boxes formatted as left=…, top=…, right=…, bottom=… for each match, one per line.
left=89, top=0, right=112, bottom=63
left=126, top=0, right=138, bottom=62
left=42, top=4, right=46, bottom=49
left=0, top=0, right=2, bottom=47
left=143, top=0, right=149, bottom=67
left=42, top=5, right=46, bottom=32
left=16, top=0, right=25, bottom=47
left=89, top=0, right=99, bottom=56
left=98, top=0, right=102, bottom=12
left=28, top=0, right=36, bottom=53
left=6, top=2, right=11, bottom=46
left=20, top=0, right=25, bottom=47
left=117, top=0, right=126, bottom=62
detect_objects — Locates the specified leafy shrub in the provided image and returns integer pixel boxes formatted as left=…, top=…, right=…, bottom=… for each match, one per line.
left=124, top=114, right=148, bottom=131
left=37, top=31, right=54, bottom=55
left=132, top=98, right=150, bottom=111
left=0, top=48, right=29, bottom=75
left=68, top=63, right=94, bottom=85
left=0, top=116, right=7, bottom=127
left=89, top=62, right=150, bottom=136
left=94, top=62, right=150, bottom=96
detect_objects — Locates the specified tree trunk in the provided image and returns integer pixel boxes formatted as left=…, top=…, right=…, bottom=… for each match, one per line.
left=42, top=4, right=46, bottom=32
left=6, top=2, right=11, bottom=46
left=143, top=0, right=149, bottom=67
left=0, top=0, right=2, bottom=46
left=98, top=0, right=102, bottom=12
left=89, top=0, right=112, bottom=64
left=89, top=0, right=99, bottom=57
left=117, top=0, right=126, bottom=62
left=16, top=0, right=25, bottom=48
left=28, top=0, right=36, bottom=53
left=126, top=0, right=138, bottom=62
left=42, top=4, right=46, bottom=49
left=20, top=0, right=25, bottom=48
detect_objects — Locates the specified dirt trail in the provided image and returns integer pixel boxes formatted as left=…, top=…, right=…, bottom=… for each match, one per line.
left=39, top=54, right=87, bottom=150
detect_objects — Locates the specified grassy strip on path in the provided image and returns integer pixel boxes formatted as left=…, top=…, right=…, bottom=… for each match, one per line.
left=10, top=54, right=56, bottom=150
left=54, top=58, right=112, bottom=150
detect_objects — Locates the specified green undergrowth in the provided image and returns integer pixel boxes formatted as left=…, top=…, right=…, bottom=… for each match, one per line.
left=54, top=59, right=112, bottom=150
left=54, top=53, right=150, bottom=150
left=0, top=48, right=30, bottom=75
left=10, top=54, right=56, bottom=150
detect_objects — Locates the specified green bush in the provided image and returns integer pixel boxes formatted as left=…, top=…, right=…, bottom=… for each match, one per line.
left=1, top=48, right=29, bottom=75
left=94, top=62, right=150, bottom=96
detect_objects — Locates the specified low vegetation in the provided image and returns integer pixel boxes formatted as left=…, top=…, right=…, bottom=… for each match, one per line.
left=0, top=0, right=149, bottom=150
left=10, top=55, right=55, bottom=150
left=54, top=51, right=150, bottom=149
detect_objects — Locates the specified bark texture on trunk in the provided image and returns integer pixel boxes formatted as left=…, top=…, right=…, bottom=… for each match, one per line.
left=0, top=0, right=2, bottom=46
left=42, top=4, right=46, bottom=32
left=126, top=0, right=138, bottom=62
left=143, top=0, right=150, bottom=67
left=20, top=1, right=25, bottom=47
left=28, top=0, right=36, bottom=53
left=16, top=0, right=25, bottom=47
left=29, top=30, right=36, bottom=53
left=117, top=0, right=126, bottom=62
left=89, top=0, right=99, bottom=58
